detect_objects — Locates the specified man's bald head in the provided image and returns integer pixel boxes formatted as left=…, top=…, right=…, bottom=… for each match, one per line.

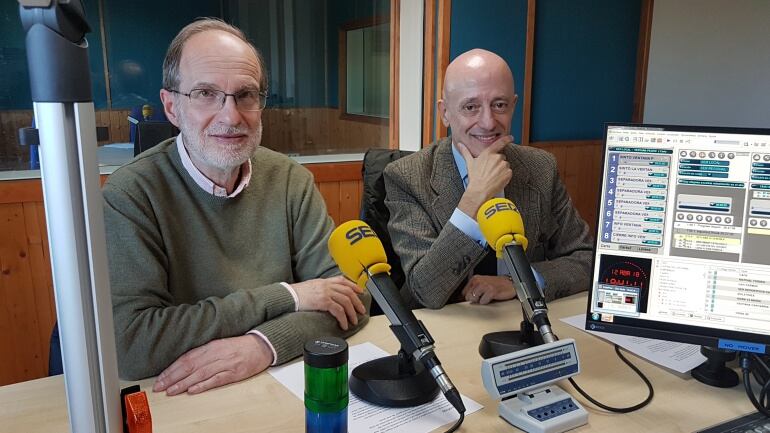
left=438, top=49, right=517, bottom=157
left=442, top=49, right=514, bottom=100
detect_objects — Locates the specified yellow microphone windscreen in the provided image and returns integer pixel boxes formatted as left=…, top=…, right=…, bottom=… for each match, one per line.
left=141, top=104, right=153, bottom=120
left=476, top=198, right=529, bottom=256
left=328, top=220, right=391, bottom=287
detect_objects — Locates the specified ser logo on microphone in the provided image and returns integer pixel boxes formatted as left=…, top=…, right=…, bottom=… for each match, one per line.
left=483, top=201, right=518, bottom=219
left=345, top=225, right=377, bottom=245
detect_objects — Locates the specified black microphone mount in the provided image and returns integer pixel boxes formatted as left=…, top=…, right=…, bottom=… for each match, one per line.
left=479, top=239, right=557, bottom=359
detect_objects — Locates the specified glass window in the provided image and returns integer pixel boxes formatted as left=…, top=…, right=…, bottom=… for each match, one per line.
left=0, top=0, right=392, bottom=174
left=226, top=0, right=391, bottom=157
left=343, top=21, right=390, bottom=119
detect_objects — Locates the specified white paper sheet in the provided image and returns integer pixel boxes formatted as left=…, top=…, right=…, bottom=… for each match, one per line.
left=560, top=314, right=707, bottom=374
left=269, top=342, right=483, bottom=433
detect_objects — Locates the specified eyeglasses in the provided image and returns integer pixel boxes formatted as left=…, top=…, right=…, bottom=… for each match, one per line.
left=166, top=88, right=268, bottom=112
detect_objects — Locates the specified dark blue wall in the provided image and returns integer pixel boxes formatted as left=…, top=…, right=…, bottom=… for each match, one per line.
left=531, top=0, right=641, bottom=141
left=103, top=0, right=221, bottom=109
left=449, top=0, right=528, bottom=143
left=0, top=0, right=106, bottom=109
left=449, top=0, right=641, bottom=142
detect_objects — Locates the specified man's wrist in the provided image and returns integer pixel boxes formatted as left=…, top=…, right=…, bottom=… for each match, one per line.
left=246, top=331, right=277, bottom=366
left=458, top=193, right=485, bottom=220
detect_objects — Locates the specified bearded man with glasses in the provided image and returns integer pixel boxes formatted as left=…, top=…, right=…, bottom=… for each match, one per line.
left=103, top=18, right=370, bottom=395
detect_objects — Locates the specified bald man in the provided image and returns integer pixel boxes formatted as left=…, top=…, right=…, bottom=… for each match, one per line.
left=384, top=48, right=593, bottom=309
left=104, top=19, right=369, bottom=394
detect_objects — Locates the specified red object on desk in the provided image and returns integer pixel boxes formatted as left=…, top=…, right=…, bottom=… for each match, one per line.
left=124, top=391, right=152, bottom=433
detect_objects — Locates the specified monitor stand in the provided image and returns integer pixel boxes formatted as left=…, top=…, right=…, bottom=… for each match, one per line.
left=691, top=346, right=739, bottom=388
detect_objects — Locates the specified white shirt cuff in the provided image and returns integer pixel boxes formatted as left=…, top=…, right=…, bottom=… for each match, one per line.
left=280, top=282, right=299, bottom=312
left=246, top=330, right=278, bottom=366
left=448, top=207, right=488, bottom=247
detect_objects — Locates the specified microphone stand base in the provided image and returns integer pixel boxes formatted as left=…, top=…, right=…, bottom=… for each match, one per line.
left=349, top=354, right=439, bottom=407
left=479, top=323, right=544, bottom=359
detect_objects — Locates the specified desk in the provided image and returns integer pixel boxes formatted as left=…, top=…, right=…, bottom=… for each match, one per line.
left=0, top=293, right=754, bottom=432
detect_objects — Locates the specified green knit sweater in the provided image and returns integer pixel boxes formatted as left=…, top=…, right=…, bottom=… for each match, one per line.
left=104, top=139, right=369, bottom=380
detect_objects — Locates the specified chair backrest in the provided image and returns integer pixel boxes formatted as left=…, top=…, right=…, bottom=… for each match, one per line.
left=134, top=121, right=179, bottom=156
left=359, top=149, right=414, bottom=313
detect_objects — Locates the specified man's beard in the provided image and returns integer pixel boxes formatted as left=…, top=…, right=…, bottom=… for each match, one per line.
left=179, top=116, right=262, bottom=171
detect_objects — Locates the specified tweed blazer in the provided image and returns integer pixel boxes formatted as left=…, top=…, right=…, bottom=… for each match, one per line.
left=383, top=137, right=594, bottom=309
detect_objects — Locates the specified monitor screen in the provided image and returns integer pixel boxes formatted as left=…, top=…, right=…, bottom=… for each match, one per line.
left=586, top=123, right=770, bottom=353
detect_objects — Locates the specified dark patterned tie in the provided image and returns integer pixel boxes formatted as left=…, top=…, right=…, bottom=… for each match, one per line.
left=474, top=248, right=498, bottom=276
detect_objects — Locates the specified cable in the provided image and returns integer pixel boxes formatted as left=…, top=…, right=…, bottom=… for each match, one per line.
left=567, top=344, right=654, bottom=413
left=443, top=412, right=464, bottom=433
left=740, top=353, right=770, bottom=417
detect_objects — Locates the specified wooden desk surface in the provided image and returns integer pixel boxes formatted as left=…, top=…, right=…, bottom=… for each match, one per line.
left=0, top=293, right=754, bottom=432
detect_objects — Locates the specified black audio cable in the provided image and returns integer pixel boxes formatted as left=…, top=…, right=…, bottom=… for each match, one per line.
left=740, top=352, right=770, bottom=417
left=568, top=344, right=654, bottom=413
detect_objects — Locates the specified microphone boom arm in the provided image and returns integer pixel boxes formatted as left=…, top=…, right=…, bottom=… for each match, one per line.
left=502, top=241, right=557, bottom=344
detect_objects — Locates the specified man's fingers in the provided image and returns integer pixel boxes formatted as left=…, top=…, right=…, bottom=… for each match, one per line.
left=465, top=291, right=475, bottom=303
left=154, top=340, right=222, bottom=392
left=188, top=370, right=237, bottom=395
left=154, top=355, right=197, bottom=392
left=334, top=275, right=364, bottom=293
left=327, top=302, right=349, bottom=330
left=332, top=283, right=367, bottom=314
left=457, top=141, right=474, bottom=162
left=165, top=358, right=225, bottom=396
left=479, top=291, right=495, bottom=305
left=482, top=135, right=513, bottom=155
left=330, top=292, right=358, bottom=326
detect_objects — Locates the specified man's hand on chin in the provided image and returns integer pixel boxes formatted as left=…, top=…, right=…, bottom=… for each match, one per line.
left=153, top=334, right=273, bottom=396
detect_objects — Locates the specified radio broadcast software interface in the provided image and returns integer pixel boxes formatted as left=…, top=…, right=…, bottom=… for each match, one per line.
left=590, top=125, right=770, bottom=339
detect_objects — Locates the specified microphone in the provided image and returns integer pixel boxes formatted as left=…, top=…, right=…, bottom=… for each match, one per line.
left=477, top=198, right=557, bottom=344
left=141, top=104, right=153, bottom=121
left=328, top=221, right=465, bottom=415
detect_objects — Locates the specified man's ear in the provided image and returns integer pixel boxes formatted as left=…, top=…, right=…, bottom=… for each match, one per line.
left=160, top=89, right=180, bottom=128
left=437, top=99, right=450, bottom=127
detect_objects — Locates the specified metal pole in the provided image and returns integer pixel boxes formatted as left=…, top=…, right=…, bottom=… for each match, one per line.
left=20, top=1, right=121, bottom=432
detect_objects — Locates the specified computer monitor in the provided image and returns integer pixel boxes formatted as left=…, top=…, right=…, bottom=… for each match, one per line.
left=586, top=123, right=770, bottom=356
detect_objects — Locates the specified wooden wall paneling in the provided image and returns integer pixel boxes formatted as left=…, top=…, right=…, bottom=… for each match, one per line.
left=120, top=109, right=131, bottom=142
left=318, top=182, right=341, bottom=225
left=521, top=0, right=536, bottom=147
left=22, top=202, right=55, bottom=376
left=388, top=0, right=400, bottom=149
left=95, top=110, right=111, bottom=144
left=633, top=0, right=655, bottom=123
left=434, top=0, right=451, bottom=141
left=338, top=180, right=362, bottom=222
left=532, top=141, right=603, bottom=233
left=306, top=162, right=362, bottom=183
left=109, top=110, right=122, bottom=144
left=260, top=108, right=388, bottom=155
left=0, top=179, right=42, bottom=204
left=1, top=109, right=137, bottom=161
left=0, top=240, right=13, bottom=384
left=0, top=203, right=46, bottom=385
left=422, top=0, right=437, bottom=146
left=34, top=202, right=55, bottom=324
